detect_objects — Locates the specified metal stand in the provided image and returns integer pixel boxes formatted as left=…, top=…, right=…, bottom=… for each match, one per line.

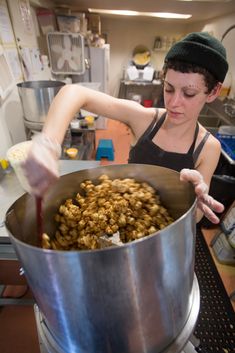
left=34, top=275, right=200, bottom=353
left=23, top=119, right=43, bottom=140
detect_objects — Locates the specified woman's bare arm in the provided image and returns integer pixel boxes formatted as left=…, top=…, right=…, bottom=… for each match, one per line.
left=43, top=84, right=156, bottom=144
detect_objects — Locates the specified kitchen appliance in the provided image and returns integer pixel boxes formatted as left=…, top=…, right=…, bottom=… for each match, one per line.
left=126, top=45, right=155, bottom=82
left=211, top=200, right=235, bottom=265
left=74, top=45, right=110, bottom=129
left=47, top=32, right=85, bottom=75
left=17, top=80, right=65, bottom=135
left=5, top=164, right=198, bottom=353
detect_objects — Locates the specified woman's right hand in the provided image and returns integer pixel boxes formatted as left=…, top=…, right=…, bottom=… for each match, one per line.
left=22, top=133, right=61, bottom=196
left=180, top=168, right=224, bottom=224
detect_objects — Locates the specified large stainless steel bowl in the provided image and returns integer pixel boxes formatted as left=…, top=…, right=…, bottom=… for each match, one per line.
left=17, top=80, right=65, bottom=123
left=5, top=164, right=197, bottom=353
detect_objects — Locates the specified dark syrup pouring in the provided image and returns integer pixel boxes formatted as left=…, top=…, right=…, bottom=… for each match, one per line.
left=36, top=196, right=43, bottom=245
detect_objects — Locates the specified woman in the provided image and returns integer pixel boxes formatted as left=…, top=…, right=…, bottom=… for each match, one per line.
left=23, top=32, right=228, bottom=223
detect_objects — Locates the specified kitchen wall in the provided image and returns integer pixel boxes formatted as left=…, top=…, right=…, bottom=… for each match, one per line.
left=187, top=12, right=235, bottom=99
left=0, top=0, right=51, bottom=159
left=101, top=12, right=235, bottom=97
left=0, top=1, right=235, bottom=158
left=0, top=88, right=26, bottom=156
left=101, top=17, right=188, bottom=96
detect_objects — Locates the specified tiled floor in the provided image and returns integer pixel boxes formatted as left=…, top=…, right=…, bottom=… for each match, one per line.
left=95, top=119, right=132, bottom=165
left=0, top=262, right=40, bottom=353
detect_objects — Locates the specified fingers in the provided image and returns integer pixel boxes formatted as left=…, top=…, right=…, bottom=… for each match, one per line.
left=194, top=182, right=209, bottom=197
left=25, top=170, right=58, bottom=196
left=200, top=193, right=224, bottom=213
left=180, top=168, right=225, bottom=225
left=180, top=169, right=208, bottom=195
left=32, top=178, right=56, bottom=196
left=197, top=194, right=224, bottom=224
left=180, top=168, right=203, bottom=185
left=197, top=200, right=221, bottom=224
left=22, top=152, right=59, bottom=196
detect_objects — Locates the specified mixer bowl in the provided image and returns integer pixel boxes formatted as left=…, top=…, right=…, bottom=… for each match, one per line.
left=5, top=164, right=197, bottom=353
left=17, top=80, right=65, bottom=123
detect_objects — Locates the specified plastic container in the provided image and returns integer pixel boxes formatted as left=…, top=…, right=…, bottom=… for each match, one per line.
left=85, top=115, right=94, bottom=127
left=143, top=99, right=153, bottom=107
left=7, top=141, right=32, bottom=192
left=57, top=15, right=80, bottom=33
left=70, top=120, right=80, bottom=129
left=66, top=148, right=78, bottom=159
left=36, top=9, right=57, bottom=35
left=216, top=133, right=235, bottom=161
left=218, top=125, right=235, bottom=135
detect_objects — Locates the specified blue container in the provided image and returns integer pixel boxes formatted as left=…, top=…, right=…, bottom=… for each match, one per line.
left=96, top=139, right=114, bottom=161
left=216, top=133, right=235, bottom=161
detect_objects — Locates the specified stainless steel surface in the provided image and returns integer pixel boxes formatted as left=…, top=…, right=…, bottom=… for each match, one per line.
left=162, top=275, right=200, bottom=353
left=23, top=119, right=44, bottom=132
left=17, top=80, right=65, bottom=123
left=206, top=99, right=235, bottom=126
left=5, top=164, right=197, bottom=353
left=199, top=99, right=235, bottom=163
left=34, top=275, right=200, bottom=353
left=199, top=99, right=235, bottom=129
left=0, top=160, right=100, bottom=239
left=0, top=171, right=24, bottom=238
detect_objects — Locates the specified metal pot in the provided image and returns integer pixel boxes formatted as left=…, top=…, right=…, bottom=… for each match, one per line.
left=5, top=164, right=197, bottom=353
left=17, top=80, right=65, bottom=123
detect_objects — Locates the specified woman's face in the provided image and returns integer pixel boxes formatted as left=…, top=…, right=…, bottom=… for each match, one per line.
left=163, top=69, right=212, bottom=124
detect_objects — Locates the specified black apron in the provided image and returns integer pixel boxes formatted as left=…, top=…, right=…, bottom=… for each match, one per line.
left=128, top=113, right=210, bottom=172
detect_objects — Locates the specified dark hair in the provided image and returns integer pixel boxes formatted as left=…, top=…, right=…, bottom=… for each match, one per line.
left=163, top=59, right=219, bottom=94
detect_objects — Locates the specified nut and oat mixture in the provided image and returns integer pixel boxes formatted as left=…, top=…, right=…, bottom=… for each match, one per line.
left=42, top=175, right=174, bottom=251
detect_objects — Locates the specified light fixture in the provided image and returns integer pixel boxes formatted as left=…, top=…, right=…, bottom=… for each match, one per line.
left=177, top=0, right=231, bottom=2
left=88, top=9, right=192, bottom=19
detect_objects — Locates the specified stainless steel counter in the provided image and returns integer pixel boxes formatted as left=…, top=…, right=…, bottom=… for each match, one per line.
left=205, top=99, right=235, bottom=165
left=207, top=98, right=235, bottom=126
left=0, top=160, right=100, bottom=258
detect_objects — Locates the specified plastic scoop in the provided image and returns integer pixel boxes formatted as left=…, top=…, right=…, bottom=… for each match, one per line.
left=99, top=232, right=123, bottom=247
left=7, top=141, right=32, bottom=193
left=7, top=141, right=43, bottom=245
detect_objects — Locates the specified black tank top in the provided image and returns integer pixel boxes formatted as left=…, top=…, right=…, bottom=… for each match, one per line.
left=128, top=113, right=210, bottom=172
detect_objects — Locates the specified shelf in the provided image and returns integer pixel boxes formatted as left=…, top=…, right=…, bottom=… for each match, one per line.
left=120, top=80, right=162, bottom=86
left=152, top=48, right=169, bottom=52
left=71, top=127, right=95, bottom=132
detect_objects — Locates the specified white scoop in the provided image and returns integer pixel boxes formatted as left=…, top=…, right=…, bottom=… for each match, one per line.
left=7, top=140, right=32, bottom=193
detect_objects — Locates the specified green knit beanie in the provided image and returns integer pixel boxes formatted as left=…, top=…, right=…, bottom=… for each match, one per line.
left=165, top=32, right=228, bottom=83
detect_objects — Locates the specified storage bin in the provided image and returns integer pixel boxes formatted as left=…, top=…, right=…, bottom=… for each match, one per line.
left=36, top=9, right=57, bottom=34
left=57, top=15, right=80, bottom=33
left=216, top=133, right=235, bottom=161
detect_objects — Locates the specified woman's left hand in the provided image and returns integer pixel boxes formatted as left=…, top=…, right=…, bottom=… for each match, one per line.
left=180, top=168, right=224, bottom=224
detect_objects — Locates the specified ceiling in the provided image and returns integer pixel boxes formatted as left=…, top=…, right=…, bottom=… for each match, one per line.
left=53, top=0, right=235, bottom=23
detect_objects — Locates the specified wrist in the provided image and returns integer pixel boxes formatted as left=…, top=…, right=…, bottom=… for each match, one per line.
left=33, top=133, right=61, bottom=158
